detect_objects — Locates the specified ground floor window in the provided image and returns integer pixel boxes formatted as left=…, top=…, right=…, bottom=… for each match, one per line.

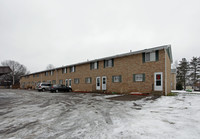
left=133, top=74, right=145, bottom=82
left=74, top=78, right=79, bottom=84
left=59, top=80, right=63, bottom=84
left=85, top=77, right=92, bottom=84
left=112, top=75, right=122, bottom=83
left=52, top=80, right=56, bottom=84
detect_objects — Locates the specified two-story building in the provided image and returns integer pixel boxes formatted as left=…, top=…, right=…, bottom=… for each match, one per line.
left=20, top=45, right=174, bottom=95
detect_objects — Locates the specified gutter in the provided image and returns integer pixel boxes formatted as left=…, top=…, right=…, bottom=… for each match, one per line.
left=165, top=49, right=167, bottom=96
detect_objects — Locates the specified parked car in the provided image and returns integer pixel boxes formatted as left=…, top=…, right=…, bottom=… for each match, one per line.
left=36, top=82, right=52, bottom=92
left=50, top=84, right=72, bottom=93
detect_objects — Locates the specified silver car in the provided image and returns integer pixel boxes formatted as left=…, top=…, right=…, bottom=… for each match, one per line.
left=36, top=82, right=52, bottom=92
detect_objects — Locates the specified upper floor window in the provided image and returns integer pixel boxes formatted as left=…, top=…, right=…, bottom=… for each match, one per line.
left=104, top=59, right=114, bottom=68
left=50, top=70, right=54, bottom=76
left=62, top=68, right=67, bottom=74
left=45, top=72, right=48, bottom=76
left=143, top=50, right=159, bottom=63
left=70, top=66, right=76, bottom=73
left=90, top=61, right=98, bottom=70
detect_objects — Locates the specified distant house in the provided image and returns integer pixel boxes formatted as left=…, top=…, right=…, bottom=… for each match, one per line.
left=171, top=69, right=176, bottom=90
left=20, top=45, right=175, bottom=95
left=0, top=66, right=12, bottom=76
left=0, top=66, right=12, bottom=88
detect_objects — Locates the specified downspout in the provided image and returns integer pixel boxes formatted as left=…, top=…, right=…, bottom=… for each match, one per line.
left=56, top=69, right=58, bottom=84
left=41, top=73, right=42, bottom=82
left=165, top=49, right=167, bottom=96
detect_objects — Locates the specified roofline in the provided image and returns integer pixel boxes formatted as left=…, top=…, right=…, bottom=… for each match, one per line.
left=21, top=44, right=172, bottom=77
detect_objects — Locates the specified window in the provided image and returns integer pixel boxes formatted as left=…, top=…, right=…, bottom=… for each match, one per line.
left=145, top=52, right=155, bottom=62
left=85, top=77, right=92, bottom=84
left=133, top=74, right=145, bottom=82
left=90, top=61, right=98, bottom=70
left=37, top=74, right=39, bottom=77
left=143, top=50, right=159, bottom=63
left=59, top=79, right=63, bottom=84
left=70, top=66, right=76, bottom=73
left=104, top=59, right=114, bottom=68
left=50, top=70, right=54, bottom=76
left=62, top=68, right=67, bottom=74
left=52, top=80, right=56, bottom=84
left=112, top=75, right=122, bottom=83
left=45, top=72, right=48, bottom=76
left=33, top=75, right=35, bottom=78
left=74, top=78, right=79, bottom=84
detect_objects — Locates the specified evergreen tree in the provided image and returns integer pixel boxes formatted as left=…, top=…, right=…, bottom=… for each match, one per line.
left=177, top=58, right=190, bottom=90
left=189, top=57, right=200, bottom=87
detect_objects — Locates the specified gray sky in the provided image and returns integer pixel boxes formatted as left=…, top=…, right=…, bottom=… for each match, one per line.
left=0, top=0, right=200, bottom=73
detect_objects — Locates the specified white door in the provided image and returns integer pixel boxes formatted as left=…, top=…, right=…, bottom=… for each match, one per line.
left=154, top=72, right=163, bottom=91
left=102, top=76, right=107, bottom=90
left=96, top=77, right=100, bottom=90
left=65, top=79, right=68, bottom=87
left=69, top=79, right=72, bottom=88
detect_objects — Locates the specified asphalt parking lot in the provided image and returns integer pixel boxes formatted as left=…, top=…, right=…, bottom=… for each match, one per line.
left=0, top=89, right=200, bottom=139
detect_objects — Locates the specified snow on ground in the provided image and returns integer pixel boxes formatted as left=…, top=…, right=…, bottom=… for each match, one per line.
left=172, top=90, right=200, bottom=94
left=0, top=89, right=200, bottom=139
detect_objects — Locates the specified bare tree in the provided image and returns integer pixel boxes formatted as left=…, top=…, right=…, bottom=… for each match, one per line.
left=46, top=64, right=55, bottom=70
left=1, top=60, right=29, bottom=85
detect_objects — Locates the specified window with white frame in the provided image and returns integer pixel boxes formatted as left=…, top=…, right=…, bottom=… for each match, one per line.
left=70, top=66, right=75, bottom=72
left=145, top=51, right=156, bottom=62
left=85, top=77, right=92, bottom=84
left=50, top=70, right=54, bottom=76
left=74, top=78, right=79, bottom=84
left=62, top=68, right=67, bottom=74
left=133, top=74, right=145, bottom=82
left=45, top=72, right=48, bottom=76
left=104, top=59, right=114, bottom=68
left=112, top=75, right=122, bottom=83
left=90, top=62, right=98, bottom=70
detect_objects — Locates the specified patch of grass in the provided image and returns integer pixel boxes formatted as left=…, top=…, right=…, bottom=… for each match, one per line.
left=167, top=92, right=178, bottom=96
left=186, top=89, right=192, bottom=92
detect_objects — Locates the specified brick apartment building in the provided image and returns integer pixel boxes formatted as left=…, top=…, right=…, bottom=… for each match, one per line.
left=20, top=45, right=174, bottom=95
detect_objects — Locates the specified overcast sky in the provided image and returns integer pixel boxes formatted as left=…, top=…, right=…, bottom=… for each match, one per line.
left=0, top=0, right=200, bottom=73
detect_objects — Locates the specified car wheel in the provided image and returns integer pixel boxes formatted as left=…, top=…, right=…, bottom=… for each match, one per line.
left=42, top=88, right=45, bottom=92
left=69, top=88, right=72, bottom=92
left=56, top=89, right=58, bottom=93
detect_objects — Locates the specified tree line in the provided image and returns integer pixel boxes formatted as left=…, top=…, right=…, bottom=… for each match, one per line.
left=176, top=57, right=200, bottom=90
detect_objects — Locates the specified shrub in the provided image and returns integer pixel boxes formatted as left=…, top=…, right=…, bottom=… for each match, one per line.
left=176, top=82, right=183, bottom=90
